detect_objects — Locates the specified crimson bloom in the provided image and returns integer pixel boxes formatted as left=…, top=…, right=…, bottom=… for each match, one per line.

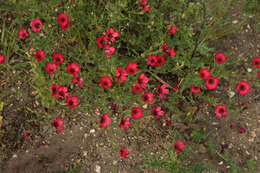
left=116, top=66, right=128, bottom=83
left=119, top=117, right=131, bottom=130
left=57, top=86, right=69, bottom=99
left=126, top=62, right=138, bottom=74
left=45, top=62, right=57, bottom=74
left=146, top=55, right=157, bottom=66
left=0, top=54, right=5, bottom=64
left=104, top=44, right=115, bottom=59
left=72, top=76, right=83, bottom=87
left=119, top=147, right=129, bottom=159
left=205, top=76, right=218, bottom=90
left=66, top=62, right=80, bottom=77
left=34, top=49, right=45, bottom=62
left=141, top=92, right=154, bottom=103
left=168, top=25, right=177, bottom=34
left=215, top=52, right=226, bottom=64
left=52, top=118, right=64, bottom=134
left=236, top=80, right=250, bottom=96
left=49, top=84, right=61, bottom=99
left=199, top=68, right=210, bottom=79
left=17, top=29, right=29, bottom=40
left=214, top=105, right=227, bottom=118
left=131, top=107, right=143, bottom=120
left=174, top=140, right=185, bottom=154
left=99, top=113, right=111, bottom=129
left=65, top=96, right=78, bottom=109
left=30, top=18, right=43, bottom=32
left=239, top=127, right=245, bottom=134
left=131, top=83, right=143, bottom=94
left=157, top=83, right=169, bottom=100
left=161, top=42, right=176, bottom=59
left=155, top=55, right=165, bottom=67
left=99, top=76, right=112, bottom=89
left=152, top=106, right=165, bottom=119
left=57, top=13, right=70, bottom=30
left=190, top=85, right=201, bottom=94
left=140, top=0, right=150, bottom=11
left=137, top=73, right=149, bottom=88
left=106, top=27, right=119, bottom=42
left=52, top=52, right=64, bottom=65
left=252, top=57, right=260, bottom=68
left=96, top=35, right=108, bottom=49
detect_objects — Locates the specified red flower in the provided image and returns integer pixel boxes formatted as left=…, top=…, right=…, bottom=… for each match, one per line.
left=65, top=96, right=78, bottom=109
left=172, top=82, right=178, bottom=92
left=96, top=35, right=108, bottom=49
left=104, top=44, right=115, bottom=59
left=99, top=113, right=111, bottom=129
left=30, top=18, right=43, bottom=32
left=141, top=92, right=154, bottom=103
left=17, top=29, right=29, bottom=40
left=105, top=27, right=119, bottom=42
left=174, top=140, right=185, bottom=154
left=214, top=105, right=227, bottom=118
left=119, top=147, right=129, bottom=159
left=166, top=120, right=172, bottom=126
left=66, top=62, right=80, bottom=77
left=236, top=80, right=250, bottom=96
left=157, top=83, right=169, bottom=100
left=205, top=76, right=218, bottom=90
left=45, top=62, right=57, bottom=74
left=34, top=49, right=45, bottom=62
left=137, top=73, right=149, bottom=88
left=239, top=127, right=245, bottom=134
left=152, top=106, right=165, bottom=119
left=155, top=55, right=165, bottom=67
left=23, top=133, right=30, bottom=138
left=131, top=83, right=143, bottom=94
left=57, top=13, right=70, bottom=30
left=215, top=52, right=226, bottom=64
left=190, top=85, right=201, bottom=94
left=52, top=52, right=64, bottom=65
left=199, top=68, right=210, bottom=80
left=99, top=76, right=112, bottom=88
left=72, top=76, right=83, bottom=87
left=161, top=42, right=176, bottom=59
left=49, top=84, right=61, bottom=99
left=168, top=25, right=177, bottom=34
left=52, top=118, right=64, bottom=134
left=252, top=57, right=260, bottom=68
left=119, top=117, right=131, bottom=130
left=126, top=62, right=138, bottom=75
left=0, top=54, right=5, bottom=64
left=116, top=66, right=128, bottom=83
left=140, top=0, right=150, bottom=11
left=258, top=71, right=260, bottom=80
left=131, top=107, right=143, bottom=120
left=146, top=55, right=157, bottom=66
left=230, top=124, right=235, bottom=129
left=57, top=86, right=69, bottom=99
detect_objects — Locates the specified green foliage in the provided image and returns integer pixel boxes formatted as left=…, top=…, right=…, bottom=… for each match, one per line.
left=141, top=150, right=214, bottom=173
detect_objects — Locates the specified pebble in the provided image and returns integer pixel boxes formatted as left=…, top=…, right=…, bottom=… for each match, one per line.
left=232, top=20, right=238, bottom=24
left=12, top=154, right=18, bottom=158
left=90, top=129, right=95, bottom=133
left=218, top=161, right=223, bottom=165
left=247, top=68, right=252, bottom=72
left=228, top=91, right=235, bottom=98
left=113, top=160, right=117, bottom=165
left=95, top=165, right=101, bottom=173
left=212, top=122, right=219, bottom=125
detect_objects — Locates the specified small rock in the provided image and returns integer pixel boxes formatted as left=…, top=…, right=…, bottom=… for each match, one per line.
left=212, top=122, right=219, bottom=125
left=232, top=20, right=238, bottom=24
left=83, top=151, right=87, bottom=156
left=12, top=154, right=18, bottom=158
left=95, top=165, right=101, bottom=173
left=247, top=68, right=252, bottom=72
left=90, top=129, right=95, bottom=133
left=218, top=161, right=223, bottom=165
left=228, top=91, right=235, bottom=98
left=251, top=131, right=256, bottom=137
left=142, top=104, right=148, bottom=109
left=113, top=160, right=117, bottom=165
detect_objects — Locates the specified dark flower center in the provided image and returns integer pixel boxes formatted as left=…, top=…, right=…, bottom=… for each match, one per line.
left=61, top=17, right=65, bottom=22
left=194, top=86, right=198, bottom=90
left=129, top=68, right=134, bottom=73
left=153, top=111, right=157, bottom=115
left=38, top=55, right=42, bottom=59
left=138, top=79, right=143, bottom=84
left=120, top=120, right=125, bottom=125
left=69, top=100, right=73, bottom=105
left=101, top=117, right=105, bottom=123
left=35, top=23, right=40, bottom=29
left=219, top=108, right=224, bottom=114
left=201, top=73, right=205, bottom=77
left=133, top=110, right=138, bottom=114
left=209, top=79, right=214, bottom=84
left=255, top=61, right=259, bottom=65
left=70, top=69, right=75, bottom=73
left=158, top=88, right=162, bottom=93
left=239, top=85, right=245, bottom=90
left=218, top=58, right=222, bottom=61
left=23, top=33, right=26, bottom=37
left=56, top=58, right=60, bottom=61
left=158, top=59, right=161, bottom=63
left=59, top=92, right=64, bottom=96
left=103, top=81, right=108, bottom=86
left=49, top=68, right=53, bottom=71
left=54, top=122, right=58, bottom=128
left=52, top=88, right=57, bottom=93
left=144, top=95, right=148, bottom=100
left=151, top=59, right=154, bottom=63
